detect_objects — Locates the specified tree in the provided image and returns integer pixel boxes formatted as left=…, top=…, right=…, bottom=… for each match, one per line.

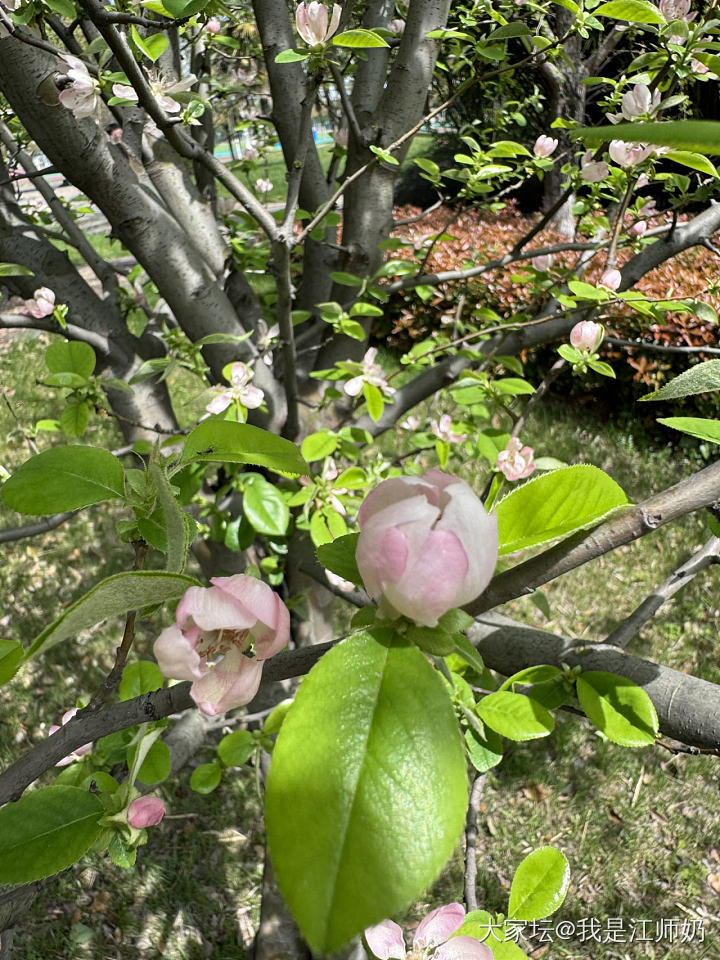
left=1, top=0, right=720, bottom=955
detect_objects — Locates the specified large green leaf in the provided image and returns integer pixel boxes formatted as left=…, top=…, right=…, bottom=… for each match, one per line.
left=24, top=571, right=200, bottom=660
left=0, top=639, right=23, bottom=685
left=640, top=360, right=720, bottom=401
left=576, top=120, right=720, bottom=154
left=332, top=28, right=390, bottom=48
left=496, top=465, right=628, bottom=555
left=1, top=445, right=125, bottom=515
left=265, top=630, right=467, bottom=954
left=181, top=421, right=308, bottom=477
left=0, top=786, right=102, bottom=883
left=150, top=463, right=193, bottom=572
left=593, top=0, right=664, bottom=22
left=508, top=847, right=570, bottom=921
left=576, top=672, right=658, bottom=747
left=656, top=417, right=720, bottom=444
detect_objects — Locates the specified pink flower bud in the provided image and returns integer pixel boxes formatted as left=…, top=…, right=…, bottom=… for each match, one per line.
left=531, top=254, right=553, bottom=271
left=570, top=320, right=605, bottom=353
left=206, top=17, right=221, bottom=34
left=629, top=219, right=647, bottom=236
left=127, top=796, right=166, bottom=828
left=533, top=135, right=558, bottom=158
left=355, top=471, right=498, bottom=627
left=24, top=286, right=56, bottom=318
left=600, top=268, right=622, bottom=291
left=496, top=438, right=535, bottom=482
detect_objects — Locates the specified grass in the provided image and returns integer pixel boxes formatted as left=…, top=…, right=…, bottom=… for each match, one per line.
left=2, top=331, right=720, bottom=959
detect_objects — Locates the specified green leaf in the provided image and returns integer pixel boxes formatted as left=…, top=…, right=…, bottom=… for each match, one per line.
left=264, top=698, right=294, bottom=736
left=138, top=739, right=171, bottom=784
left=1, top=445, right=124, bottom=516
left=0, top=639, right=23, bottom=685
left=218, top=730, right=255, bottom=766
left=665, top=150, right=718, bottom=177
left=149, top=463, right=192, bottom=573
left=46, top=341, right=96, bottom=379
left=593, top=0, right=665, bottom=22
left=330, top=271, right=363, bottom=287
left=301, top=430, right=338, bottom=462
left=0, top=262, right=32, bottom=276
left=363, top=381, right=384, bottom=421
left=454, top=910, right=528, bottom=957
left=496, top=465, right=628, bottom=555
left=275, top=48, right=310, bottom=62
left=349, top=302, right=384, bottom=317
left=24, top=571, right=200, bottom=660
left=265, top=630, right=467, bottom=954
left=498, top=665, right=562, bottom=692
left=181, top=421, right=308, bottom=477
left=464, top=726, right=504, bottom=773
left=576, top=671, right=658, bottom=746
left=243, top=474, right=290, bottom=536
left=508, top=847, right=571, bottom=921
left=190, top=762, right=222, bottom=794
left=161, top=0, right=208, bottom=16
left=0, top=786, right=102, bottom=883
left=119, top=660, right=165, bottom=700
left=640, top=360, right=720, bottom=401
left=60, top=402, right=90, bottom=438
left=406, top=625, right=456, bottom=656
left=130, top=24, right=169, bottom=61
left=309, top=510, right=332, bottom=546
left=656, top=416, right=720, bottom=444
left=575, top=120, right=720, bottom=154
left=332, top=28, right=390, bottom=48
left=568, top=281, right=609, bottom=301
left=476, top=691, right=555, bottom=741
left=316, top=532, right=361, bottom=584
left=45, top=0, right=76, bottom=16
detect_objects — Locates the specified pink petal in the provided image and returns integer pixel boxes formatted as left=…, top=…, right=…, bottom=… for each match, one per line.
left=386, top=529, right=469, bottom=626
left=177, top=584, right=257, bottom=633
left=433, top=936, right=494, bottom=960
left=206, top=391, right=233, bottom=414
left=241, top=384, right=265, bottom=409
left=435, top=481, right=498, bottom=607
left=190, top=649, right=264, bottom=715
left=154, top=624, right=206, bottom=682
left=414, top=904, right=466, bottom=950
left=358, top=476, right=440, bottom=527
left=211, top=575, right=289, bottom=659
left=344, top=375, right=365, bottom=397
left=327, top=3, right=341, bottom=38
left=356, top=524, right=409, bottom=599
left=365, top=920, right=406, bottom=960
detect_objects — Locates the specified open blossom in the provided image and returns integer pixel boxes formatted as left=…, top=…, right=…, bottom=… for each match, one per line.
left=609, top=140, right=655, bottom=167
left=400, top=415, right=421, bottom=431
left=112, top=73, right=196, bottom=114
left=48, top=708, right=92, bottom=767
left=580, top=151, right=610, bottom=183
left=431, top=415, right=467, bottom=444
left=206, top=362, right=264, bottom=416
left=295, top=2, right=341, bottom=45
left=154, top=574, right=290, bottom=716
left=356, top=471, right=498, bottom=627
left=497, top=437, right=535, bottom=482
left=205, top=17, right=221, bottom=34
left=570, top=320, right=604, bottom=353
left=659, top=0, right=695, bottom=20
left=533, top=135, right=558, bottom=158
left=366, top=903, right=493, bottom=960
left=531, top=254, right=553, bottom=271
left=127, top=796, right=166, bottom=828
left=24, top=287, right=55, bottom=318
left=58, top=54, right=100, bottom=119
left=255, top=178, right=273, bottom=194
left=344, top=348, right=395, bottom=399
left=600, top=268, right=622, bottom=291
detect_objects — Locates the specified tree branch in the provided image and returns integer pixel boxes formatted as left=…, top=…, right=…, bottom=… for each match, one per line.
left=605, top=535, right=720, bottom=648
left=467, top=458, right=720, bottom=614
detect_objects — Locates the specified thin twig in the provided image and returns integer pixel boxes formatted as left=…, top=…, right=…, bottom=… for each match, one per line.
left=605, top=536, right=720, bottom=648
left=512, top=357, right=566, bottom=439
left=464, top=774, right=485, bottom=912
